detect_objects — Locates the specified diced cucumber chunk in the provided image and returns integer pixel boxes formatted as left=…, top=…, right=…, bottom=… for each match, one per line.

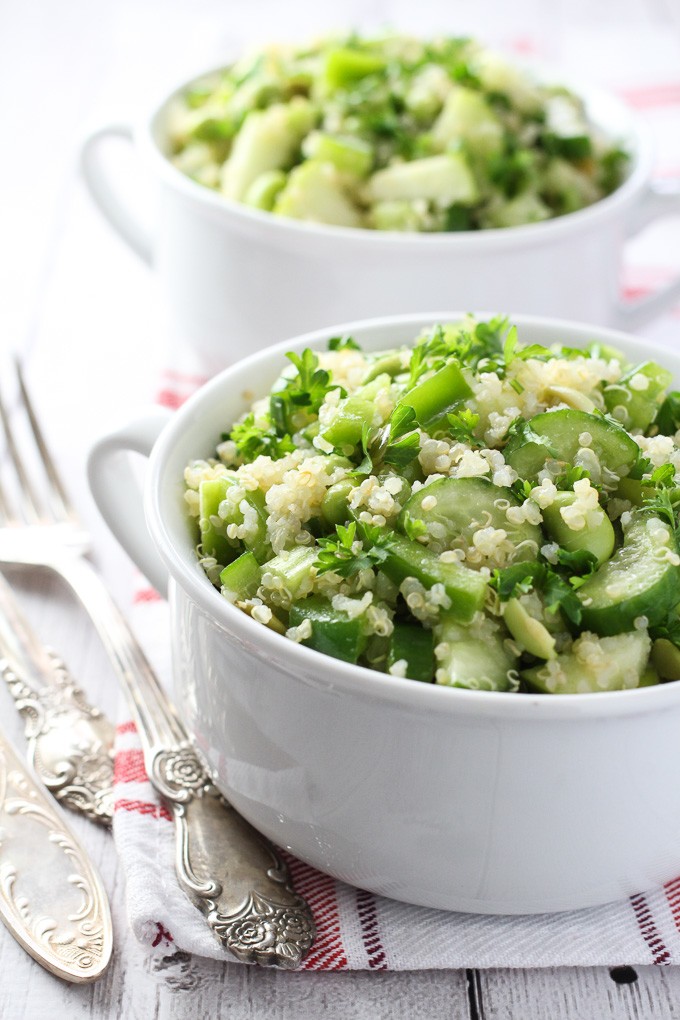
left=199, top=477, right=239, bottom=566
left=220, top=551, right=261, bottom=601
left=259, top=547, right=318, bottom=608
left=434, top=615, right=518, bottom=691
left=604, top=361, right=673, bottom=432
left=243, top=169, right=287, bottom=211
left=366, top=154, right=479, bottom=205
left=542, top=95, right=592, bottom=160
left=432, top=85, right=504, bottom=157
left=503, top=409, right=639, bottom=484
left=274, top=159, right=363, bottom=227
left=387, top=622, right=434, bottom=682
left=361, top=350, right=407, bottom=384
left=523, top=631, right=652, bottom=693
left=483, top=191, right=552, bottom=229
left=302, top=132, right=373, bottom=177
left=320, top=374, right=391, bottom=448
left=540, top=490, right=615, bottom=566
left=321, top=479, right=355, bottom=527
left=398, top=476, right=542, bottom=561
left=393, top=360, right=472, bottom=426
left=220, top=99, right=316, bottom=202
left=324, top=48, right=386, bottom=89
left=288, top=595, right=368, bottom=663
left=503, top=598, right=556, bottom=659
left=577, top=514, right=680, bottom=635
left=374, top=533, right=488, bottom=624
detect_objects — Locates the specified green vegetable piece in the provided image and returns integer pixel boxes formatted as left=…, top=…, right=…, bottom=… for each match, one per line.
left=361, top=351, right=406, bottom=384
left=523, top=631, right=652, bottom=694
left=302, top=132, right=373, bottom=177
left=483, top=192, right=552, bottom=229
left=376, top=533, right=488, bottom=624
left=321, top=479, right=355, bottom=526
left=614, top=477, right=655, bottom=507
left=367, top=154, right=479, bottom=206
left=651, top=637, right=680, bottom=680
left=398, top=476, right=541, bottom=560
left=199, top=477, right=237, bottom=566
left=655, top=391, right=680, bottom=436
left=503, top=598, right=556, bottom=659
left=288, top=595, right=368, bottom=663
left=432, top=85, right=504, bottom=157
left=259, top=547, right=318, bottom=609
left=221, top=99, right=316, bottom=202
left=324, top=48, right=386, bottom=89
left=274, top=159, right=363, bottom=228
left=394, top=360, right=472, bottom=427
left=503, top=409, right=639, bottom=484
left=243, top=169, right=287, bottom=211
left=320, top=374, right=390, bottom=448
left=540, top=490, right=615, bottom=566
left=577, top=514, right=680, bottom=635
left=387, top=622, right=434, bottom=682
left=604, top=361, right=673, bottom=432
left=220, top=551, right=261, bottom=600
left=434, top=615, right=518, bottom=691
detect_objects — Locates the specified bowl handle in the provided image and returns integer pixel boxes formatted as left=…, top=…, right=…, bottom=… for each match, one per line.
left=87, top=408, right=172, bottom=597
left=616, top=180, right=680, bottom=331
left=80, top=122, right=153, bottom=264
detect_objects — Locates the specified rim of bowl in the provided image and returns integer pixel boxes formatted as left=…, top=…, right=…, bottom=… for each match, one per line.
left=139, top=63, right=651, bottom=250
left=146, top=311, right=680, bottom=723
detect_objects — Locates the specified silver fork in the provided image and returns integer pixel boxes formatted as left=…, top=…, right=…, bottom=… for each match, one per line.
left=0, top=361, right=316, bottom=968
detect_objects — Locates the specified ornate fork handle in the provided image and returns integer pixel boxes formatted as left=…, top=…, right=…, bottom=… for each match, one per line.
left=0, top=574, right=114, bottom=827
left=43, top=551, right=316, bottom=967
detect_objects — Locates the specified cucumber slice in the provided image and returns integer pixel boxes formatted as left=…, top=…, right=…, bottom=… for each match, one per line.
left=523, top=630, right=653, bottom=693
left=288, top=595, right=368, bottom=663
left=577, top=515, right=680, bottom=635
left=434, top=615, right=518, bottom=691
left=603, top=361, right=673, bottom=432
left=387, top=622, right=434, bottom=682
left=503, top=409, right=639, bottom=484
left=375, top=532, right=488, bottom=624
left=398, top=476, right=541, bottom=561
left=540, top=490, right=615, bottom=566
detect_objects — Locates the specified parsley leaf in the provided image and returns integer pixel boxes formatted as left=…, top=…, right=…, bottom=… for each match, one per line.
left=446, top=408, right=481, bottom=446
left=654, top=392, right=680, bottom=436
left=228, top=413, right=295, bottom=461
left=315, top=522, right=389, bottom=577
left=328, top=335, right=361, bottom=351
left=270, top=349, right=337, bottom=436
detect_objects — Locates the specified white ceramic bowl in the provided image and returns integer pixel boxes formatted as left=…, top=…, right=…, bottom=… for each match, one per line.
left=80, top=67, right=680, bottom=370
left=88, top=312, right=680, bottom=915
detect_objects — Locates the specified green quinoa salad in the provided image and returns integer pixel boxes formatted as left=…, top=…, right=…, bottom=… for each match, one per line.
left=167, top=34, right=629, bottom=233
left=184, top=318, right=680, bottom=694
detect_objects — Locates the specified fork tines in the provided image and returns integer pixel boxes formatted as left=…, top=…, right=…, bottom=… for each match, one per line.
left=0, top=360, right=77, bottom=529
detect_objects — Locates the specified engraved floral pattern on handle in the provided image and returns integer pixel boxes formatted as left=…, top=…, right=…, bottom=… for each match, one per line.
left=150, top=743, right=316, bottom=967
left=0, top=739, right=113, bottom=982
left=1, top=650, right=115, bottom=827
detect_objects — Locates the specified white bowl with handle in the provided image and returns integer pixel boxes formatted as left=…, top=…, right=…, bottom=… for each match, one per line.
left=80, top=65, right=680, bottom=370
left=88, top=312, right=680, bottom=915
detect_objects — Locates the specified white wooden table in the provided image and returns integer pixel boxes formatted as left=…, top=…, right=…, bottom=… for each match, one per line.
left=2, top=0, right=680, bottom=1015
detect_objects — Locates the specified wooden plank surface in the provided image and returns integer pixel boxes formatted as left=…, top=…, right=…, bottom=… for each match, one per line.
left=2, top=0, right=680, bottom=1016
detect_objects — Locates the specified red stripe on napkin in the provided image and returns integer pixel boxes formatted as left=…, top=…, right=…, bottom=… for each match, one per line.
left=115, top=797, right=173, bottom=823
left=115, top=748, right=148, bottom=784
left=630, top=892, right=672, bottom=964
left=284, top=854, right=349, bottom=970
left=664, top=877, right=680, bottom=935
left=357, top=889, right=387, bottom=970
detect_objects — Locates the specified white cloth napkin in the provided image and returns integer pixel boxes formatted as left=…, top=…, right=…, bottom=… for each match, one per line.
left=111, top=35, right=680, bottom=968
